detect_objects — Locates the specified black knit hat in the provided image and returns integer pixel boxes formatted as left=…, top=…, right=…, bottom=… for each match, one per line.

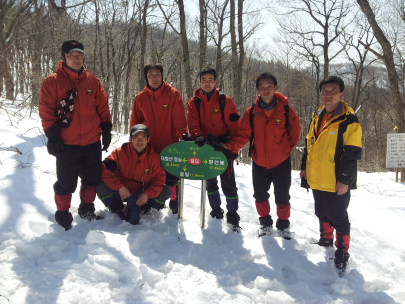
left=130, top=124, right=149, bottom=138
left=199, top=66, right=217, bottom=79
left=61, top=40, right=84, bottom=62
left=62, top=40, right=85, bottom=54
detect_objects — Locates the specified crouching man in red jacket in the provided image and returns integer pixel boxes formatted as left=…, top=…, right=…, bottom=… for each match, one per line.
left=96, top=124, right=171, bottom=224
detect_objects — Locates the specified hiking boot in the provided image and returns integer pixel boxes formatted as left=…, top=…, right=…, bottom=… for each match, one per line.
left=79, top=211, right=103, bottom=221
left=226, top=211, right=240, bottom=225
left=155, top=203, right=165, bottom=211
left=116, top=209, right=125, bottom=220
left=317, top=237, right=334, bottom=247
left=258, top=215, right=273, bottom=237
left=279, top=228, right=292, bottom=240
left=169, top=200, right=178, bottom=214
left=210, top=207, right=224, bottom=219
left=139, top=204, right=152, bottom=214
left=334, top=251, right=350, bottom=275
left=55, top=210, right=73, bottom=231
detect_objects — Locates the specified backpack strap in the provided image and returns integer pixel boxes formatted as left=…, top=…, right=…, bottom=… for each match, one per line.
left=194, top=96, right=201, bottom=117
left=194, top=90, right=226, bottom=120
left=284, top=104, right=290, bottom=135
left=248, top=102, right=256, bottom=157
left=218, top=90, right=226, bottom=120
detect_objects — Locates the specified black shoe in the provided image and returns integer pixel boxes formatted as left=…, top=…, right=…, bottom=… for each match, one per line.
left=116, top=209, right=125, bottom=220
left=226, top=211, right=240, bottom=225
left=169, top=200, right=178, bottom=214
left=258, top=225, right=272, bottom=237
left=55, top=211, right=73, bottom=231
left=139, top=204, right=152, bottom=214
left=210, top=208, right=224, bottom=219
left=62, top=223, right=72, bottom=231
left=317, top=237, right=334, bottom=247
left=156, top=203, right=165, bottom=211
left=334, top=251, right=350, bottom=275
left=79, top=211, right=103, bottom=221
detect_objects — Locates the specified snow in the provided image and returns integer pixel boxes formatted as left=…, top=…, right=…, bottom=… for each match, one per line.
left=1, top=98, right=405, bottom=303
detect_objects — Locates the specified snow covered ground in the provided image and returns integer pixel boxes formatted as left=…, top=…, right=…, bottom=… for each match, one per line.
left=1, top=99, right=405, bottom=304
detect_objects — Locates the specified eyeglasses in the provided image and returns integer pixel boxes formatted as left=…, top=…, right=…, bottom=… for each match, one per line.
left=201, top=78, right=215, bottom=83
left=65, top=53, right=84, bottom=60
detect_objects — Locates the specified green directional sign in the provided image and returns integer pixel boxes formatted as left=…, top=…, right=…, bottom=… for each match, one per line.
left=160, top=142, right=228, bottom=180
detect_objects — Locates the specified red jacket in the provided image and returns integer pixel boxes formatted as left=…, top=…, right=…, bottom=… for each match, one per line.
left=187, top=88, right=239, bottom=139
left=101, top=143, right=166, bottom=199
left=129, top=81, right=188, bottom=154
left=227, top=92, right=301, bottom=169
left=39, top=61, right=111, bottom=146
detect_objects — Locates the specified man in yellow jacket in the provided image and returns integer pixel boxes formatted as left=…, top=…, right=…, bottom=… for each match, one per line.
left=300, top=76, right=362, bottom=275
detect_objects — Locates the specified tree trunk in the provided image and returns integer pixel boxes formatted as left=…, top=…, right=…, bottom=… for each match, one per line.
left=199, top=0, right=207, bottom=71
left=237, top=0, right=244, bottom=106
left=230, top=0, right=238, bottom=101
left=215, top=0, right=229, bottom=89
left=138, top=0, right=149, bottom=91
left=30, top=0, right=42, bottom=112
left=178, top=0, right=193, bottom=98
left=357, top=0, right=405, bottom=181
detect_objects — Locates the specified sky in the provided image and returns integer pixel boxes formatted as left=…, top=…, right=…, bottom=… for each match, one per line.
left=1, top=97, right=405, bottom=303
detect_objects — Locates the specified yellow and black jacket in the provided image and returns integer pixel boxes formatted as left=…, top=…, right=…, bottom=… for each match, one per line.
left=301, top=101, right=362, bottom=192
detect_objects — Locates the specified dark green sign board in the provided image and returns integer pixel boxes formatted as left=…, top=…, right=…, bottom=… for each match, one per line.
left=160, top=142, right=228, bottom=180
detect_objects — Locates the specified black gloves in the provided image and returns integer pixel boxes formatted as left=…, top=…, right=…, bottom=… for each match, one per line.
left=182, top=134, right=195, bottom=142
left=206, top=134, right=238, bottom=160
left=218, top=133, right=230, bottom=143
left=45, top=125, right=64, bottom=157
left=195, top=135, right=206, bottom=147
left=103, top=159, right=117, bottom=172
left=100, top=121, right=112, bottom=151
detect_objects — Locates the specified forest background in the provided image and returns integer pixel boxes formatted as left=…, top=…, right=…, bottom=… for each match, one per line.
left=1, top=0, right=405, bottom=180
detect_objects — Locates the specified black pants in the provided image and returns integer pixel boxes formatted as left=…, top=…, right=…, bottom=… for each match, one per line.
left=252, top=156, right=291, bottom=205
left=312, top=189, right=351, bottom=235
left=54, top=141, right=102, bottom=196
left=206, top=159, right=238, bottom=198
left=165, top=171, right=179, bottom=187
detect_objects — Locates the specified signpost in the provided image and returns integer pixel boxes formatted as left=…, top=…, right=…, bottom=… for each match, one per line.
left=386, top=133, right=405, bottom=182
left=160, top=142, right=227, bottom=228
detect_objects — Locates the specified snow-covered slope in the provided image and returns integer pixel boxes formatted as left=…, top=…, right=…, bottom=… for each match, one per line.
left=1, top=99, right=404, bottom=304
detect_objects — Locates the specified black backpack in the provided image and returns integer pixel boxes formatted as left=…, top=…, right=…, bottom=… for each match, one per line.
left=248, top=102, right=290, bottom=157
left=193, top=90, right=227, bottom=120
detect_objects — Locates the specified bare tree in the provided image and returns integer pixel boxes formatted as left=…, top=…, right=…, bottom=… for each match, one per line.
left=0, top=0, right=33, bottom=100
left=157, top=0, right=193, bottom=98
left=138, top=0, right=151, bottom=90
left=274, top=0, right=352, bottom=80
left=198, top=0, right=208, bottom=71
left=357, top=0, right=405, bottom=181
left=206, top=0, right=230, bottom=89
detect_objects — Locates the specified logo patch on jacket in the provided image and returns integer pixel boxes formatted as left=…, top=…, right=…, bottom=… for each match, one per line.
left=87, top=89, right=93, bottom=95
left=254, top=112, right=261, bottom=115
left=163, top=104, right=169, bottom=110
left=144, top=168, right=150, bottom=174
left=214, top=109, right=220, bottom=114
left=329, top=130, right=336, bottom=135
left=276, top=119, right=282, bottom=125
